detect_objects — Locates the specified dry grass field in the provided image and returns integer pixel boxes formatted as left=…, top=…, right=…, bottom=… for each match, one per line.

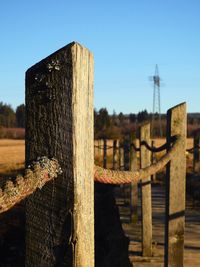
left=0, top=138, right=194, bottom=177
left=0, top=139, right=25, bottom=177
left=95, top=138, right=194, bottom=171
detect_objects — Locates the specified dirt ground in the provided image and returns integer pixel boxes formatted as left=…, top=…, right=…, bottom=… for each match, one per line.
left=121, top=184, right=200, bottom=266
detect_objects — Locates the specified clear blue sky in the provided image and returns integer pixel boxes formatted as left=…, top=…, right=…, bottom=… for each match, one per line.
left=0, top=0, right=200, bottom=114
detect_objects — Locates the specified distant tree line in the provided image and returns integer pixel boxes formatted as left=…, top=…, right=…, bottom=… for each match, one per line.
left=0, top=102, right=25, bottom=128
left=1, top=102, right=200, bottom=138
left=94, top=108, right=200, bottom=139
left=94, top=108, right=167, bottom=139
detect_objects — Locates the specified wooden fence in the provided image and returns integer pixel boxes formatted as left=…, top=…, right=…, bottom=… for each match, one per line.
left=95, top=105, right=187, bottom=266
left=186, top=130, right=200, bottom=173
left=0, top=42, right=187, bottom=267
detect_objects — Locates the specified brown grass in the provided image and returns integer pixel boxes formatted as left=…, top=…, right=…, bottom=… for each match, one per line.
left=0, top=138, right=194, bottom=177
left=0, top=139, right=25, bottom=176
left=0, top=128, right=25, bottom=139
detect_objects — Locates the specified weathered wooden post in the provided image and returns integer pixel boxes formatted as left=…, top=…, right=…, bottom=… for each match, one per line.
left=124, top=138, right=130, bottom=171
left=25, top=42, right=94, bottom=267
left=103, top=138, right=107, bottom=168
left=119, top=141, right=124, bottom=170
left=193, top=131, right=200, bottom=173
left=130, top=133, right=138, bottom=223
left=112, top=140, right=118, bottom=170
left=94, top=140, right=98, bottom=159
left=97, top=139, right=101, bottom=158
left=123, top=138, right=130, bottom=204
left=165, top=103, right=186, bottom=267
left=140, top=123, right=152, bottom=257
left=151, top=140, right=156, bottom=182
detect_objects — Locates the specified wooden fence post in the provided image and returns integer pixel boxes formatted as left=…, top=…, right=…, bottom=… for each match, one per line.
left=165, top=103, right=186, bottom=267
left=151, top=140, right=156, bottom=182
left=140, top=123, right=152, bottom=257
left=193, top=131, right=200, bottom=173
left=112, top=140, right=118, bottom=170
left=25, top=42, right=94, bottom=267
left=123, top=138, right=130, bottom=204
left=119, top=142, right=124, bottom=170
left=103, top=138, right=107, bottom=168
left=124, top=138, right=130, bottom=171
left=130, top=133, right=138, bottom=223
left=94, top=140, right=98, bottom=159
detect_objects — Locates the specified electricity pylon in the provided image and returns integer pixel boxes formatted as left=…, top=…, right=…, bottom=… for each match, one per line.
left=151, top=64, right=162, bottom=138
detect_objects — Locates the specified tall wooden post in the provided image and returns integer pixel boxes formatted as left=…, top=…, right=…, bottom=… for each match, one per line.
left=193, top=131, right=200, bottom=173
left=140, top=123, right=152, bottom=257
left=123, top=138, right=130, bottom=204
left=97, top=140, right=101, bottom=158
left=130, top=133, right=138, bottom=223
left=25, top=42, right=94, bottom=267
left=103, top=138, right=107, bottom=168
left=94, top=140, right=98, bottom=159
left=151, top=140, right=156, bottom=182
left=119, top=142, right=124, bottom=170
left=112, top=140, right=118, bottom=170
left=165, top=103, right=186, bottom=267
left=124, top=139, right=130, bottom=171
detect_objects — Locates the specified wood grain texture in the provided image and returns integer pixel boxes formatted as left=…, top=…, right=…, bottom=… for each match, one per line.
left=119, top=143, right=124, bottom=170
left=140, top=123, right=152, bottom=257
left=130, top=133, right=138, bottom=223
left=193, top=131, right=200, bottom=173
left=103, top=139, right=107, bottom=168
left=124, top=139, right=130, bottom=171
left=151, top=140, right=156, bottom=181
left=112, top=140, right=118, bottom=170
left=25, top=42, right=94, bottom=267
left=165, top=103, right=186, bottom=267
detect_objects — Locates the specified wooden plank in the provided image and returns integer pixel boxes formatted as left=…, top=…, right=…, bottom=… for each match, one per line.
left=130, top=133, right=138, bottom=223
left=112, top=140, right=118, bottom=170
left=94, top=140, right=98, bottom=159
left=98, top=139, right=103, bottom=159
left=103, top=138, right=107, bottom=168
left=119, top=142, right=124, bottom=170
left=124, top=139, right=130, bottom=171
left=193, top=131, right=200, bottom=173
left=165, top=103, right=186, bottom=267
left=140, top=123, right=152, bottom=257
left=151, top=140, right=156, bottom=182
left=25, top=42, right=94, bottom=267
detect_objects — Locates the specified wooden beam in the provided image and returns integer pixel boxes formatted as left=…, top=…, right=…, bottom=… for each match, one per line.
left=130, top=133, right=138, bottom=223
left=165, top=103, right=186, bottom=267
left=112, top=140, right=118, bottom=170
left=151, top=140, right=156, bottom=182
left=193, top=131, right=200, bottom=173
left=25, top=42, right=94, bottom=267
left=103, top=139, right=107, bottom=168
left=140, top=123, right=152, bottom=257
